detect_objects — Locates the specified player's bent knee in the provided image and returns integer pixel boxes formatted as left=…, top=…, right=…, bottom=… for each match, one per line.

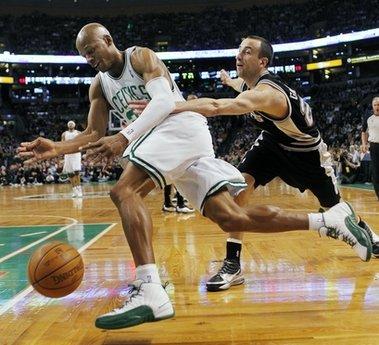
left=110, top=184, right=134, bottom=205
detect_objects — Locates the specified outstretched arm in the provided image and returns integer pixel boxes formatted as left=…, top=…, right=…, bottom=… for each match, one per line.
left=17, top=76, right=109, bottom=164
left=174, top=83, right=288, bottom=119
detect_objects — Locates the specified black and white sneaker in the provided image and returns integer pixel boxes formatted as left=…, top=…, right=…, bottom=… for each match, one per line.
left=206, top=259, right=244, bottom=292
left=162, top=204, right=176, bottom=212
left=358, top=218, right=379, bottom=258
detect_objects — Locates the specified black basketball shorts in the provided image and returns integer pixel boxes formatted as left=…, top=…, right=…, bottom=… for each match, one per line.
left=237, top=133, right=340, bottom=208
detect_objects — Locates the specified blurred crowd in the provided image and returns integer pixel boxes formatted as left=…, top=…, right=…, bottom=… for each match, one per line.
left=1, top=77, right=377, bottom=187
left=0, top=0, right=376, bottom=54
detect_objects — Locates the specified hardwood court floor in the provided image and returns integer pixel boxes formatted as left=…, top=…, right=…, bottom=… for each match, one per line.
left=0, top=180, right=378, bottom=345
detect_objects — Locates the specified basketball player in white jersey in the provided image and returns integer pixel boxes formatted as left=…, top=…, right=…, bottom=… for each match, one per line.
left=17, top=24, right=372, bottom=330
left=61, top=121, right=83, bottom=197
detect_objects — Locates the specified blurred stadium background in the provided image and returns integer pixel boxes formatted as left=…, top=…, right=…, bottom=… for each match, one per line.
left=0, top=0, right=377, bottom=188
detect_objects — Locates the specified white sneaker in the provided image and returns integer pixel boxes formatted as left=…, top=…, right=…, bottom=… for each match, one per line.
left=95, top=280, right=175, bottom=329
left=206, top=259, right=244, bottom=291
left=176, top=205, right=195, bottom=213
left=319, top=202, right=372, bottom=261
left=76, top=186, right=83, bottom=198
left=71, top=188, right=78, bottom=198
left=162, top=204, right=176, bottom=212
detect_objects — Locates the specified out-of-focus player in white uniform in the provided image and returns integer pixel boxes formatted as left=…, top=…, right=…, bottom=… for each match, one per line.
left=62, top=121, right=83, bottom=197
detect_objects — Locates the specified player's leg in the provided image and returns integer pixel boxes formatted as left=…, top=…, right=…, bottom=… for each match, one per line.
left=95, top=162, right=174, bottom=330
left=203, top=188, right=372, bottom=261
left=176, top=189, right=195, bottom=213
left=206, top=173, right=254, bottom=291
left=67, top=172, right=78, bottom=197
left=207, top=135, right=277, bottom=291
left=309, top=143, right=379, bottom=258
left=73, top=172, right=83, bottom=197
left=162, top=184, right=176, bottom=212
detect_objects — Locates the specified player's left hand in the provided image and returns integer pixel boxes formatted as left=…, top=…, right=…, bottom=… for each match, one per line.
left=80, top=133, right=129, bottom=165
left=128, top=100, right=149, bottom=115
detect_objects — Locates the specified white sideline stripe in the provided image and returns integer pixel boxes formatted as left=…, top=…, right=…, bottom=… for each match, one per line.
left=0, top=286, right=34, bottom=316
left=0, top=221, right=115, bottom=227
left=20, top=231, right=47, bottom=237
left=283, top=208, right=379, bottom=216
left=0, top=221, right=78, bottom=264
left=0, top=223, right=117, bottom=316
left=77, top=223, right=116, bottom=254
left=0, top=244, right=4, bottom=246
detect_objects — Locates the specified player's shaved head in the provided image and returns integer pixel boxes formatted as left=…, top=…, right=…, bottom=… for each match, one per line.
left=76, top=23, right=112, bottom=47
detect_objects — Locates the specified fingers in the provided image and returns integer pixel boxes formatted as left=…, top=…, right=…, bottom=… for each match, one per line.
left=128, top=100, right=149, bottom=115
left=23, top=157, right=38, bottom=165
left=85, top=145, right=108, bottom=164
left=129, top=100, right=149, bottom=106
left=16, top=146, right=28, bottom=153
left=20, top=139, right=39, bottom=150
left=16, top=151, right=35, bottom=158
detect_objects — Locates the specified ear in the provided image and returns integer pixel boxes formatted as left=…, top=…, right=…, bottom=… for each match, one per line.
left=104, top=35, right=113, bottom=46
left=261, top=57, right=269, bottom=68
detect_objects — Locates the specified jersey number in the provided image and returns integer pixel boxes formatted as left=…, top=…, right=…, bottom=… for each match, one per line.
left=299, top=97, right=314, bottom=127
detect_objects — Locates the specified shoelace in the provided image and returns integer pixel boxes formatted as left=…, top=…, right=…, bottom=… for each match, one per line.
left=325, top=227, right=356, bottom=247
left=112, top=284, right=142, bottom=313
left=218, top=260, right=240, bottom=275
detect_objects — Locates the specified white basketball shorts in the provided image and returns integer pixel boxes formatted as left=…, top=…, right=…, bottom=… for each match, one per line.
left=63, top=152, right=82, bottom=173
left=123, top=111, right=246, bottom=212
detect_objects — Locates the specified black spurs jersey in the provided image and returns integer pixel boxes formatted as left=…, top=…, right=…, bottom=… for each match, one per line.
left=244, top=72, right=321, bottom=151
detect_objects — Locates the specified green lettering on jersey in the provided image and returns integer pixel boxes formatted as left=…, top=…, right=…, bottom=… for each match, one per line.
left=139, top=85, right=151, bottom=99
left=111, top=85, right=151, bottom=116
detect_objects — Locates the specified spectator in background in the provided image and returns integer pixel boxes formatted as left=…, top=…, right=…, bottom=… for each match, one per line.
left=362, top=96, right=379, bottom=200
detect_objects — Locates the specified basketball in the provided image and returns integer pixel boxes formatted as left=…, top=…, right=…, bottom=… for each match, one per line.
left=28, top=241, right=84, bottom=298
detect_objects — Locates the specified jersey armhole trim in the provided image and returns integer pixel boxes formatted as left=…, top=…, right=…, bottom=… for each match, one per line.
left=98, top=74, right=111, bottom=108
left=256, top=80, right=292, bottom=123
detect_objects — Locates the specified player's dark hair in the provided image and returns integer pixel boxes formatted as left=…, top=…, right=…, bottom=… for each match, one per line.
left=245, top=35, right=273, bottom=67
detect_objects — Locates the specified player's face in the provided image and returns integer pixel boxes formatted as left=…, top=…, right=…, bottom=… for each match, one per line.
left=76, top=36, right=113, bottom=73
left=372, top=98, right=379, bottom=115
left=236, top=38, right=266, bottom=79
left=68, top=123, right=75, bottom=130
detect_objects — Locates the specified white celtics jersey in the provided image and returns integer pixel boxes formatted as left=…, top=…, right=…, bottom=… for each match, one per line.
left=64, top=129, right=80, bottom=140
left=98, top=46, right=186, bottom=126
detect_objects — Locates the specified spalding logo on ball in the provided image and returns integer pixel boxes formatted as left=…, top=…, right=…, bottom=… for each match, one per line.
left=28, top=241, right=84, bottom=298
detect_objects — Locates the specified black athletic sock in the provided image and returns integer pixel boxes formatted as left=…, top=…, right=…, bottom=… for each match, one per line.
left=164, top=185, right=172, bottom=206
left=176, top=191, right=185, bottom=208
left=226, top=239, right=242, bottom=264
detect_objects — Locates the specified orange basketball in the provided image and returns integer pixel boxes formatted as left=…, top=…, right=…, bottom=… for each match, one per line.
left=28, top=241, right=84, bottom=298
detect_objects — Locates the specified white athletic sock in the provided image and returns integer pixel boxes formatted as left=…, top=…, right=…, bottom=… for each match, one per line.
left=135, top=264, right=161, bottom=284
left=227, top=238, right=242, bottom=245
left=308, top=213, right=325, bottom=231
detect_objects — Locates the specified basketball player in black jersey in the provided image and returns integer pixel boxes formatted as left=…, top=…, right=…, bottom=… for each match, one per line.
left=163, top=35, right=379, bottom=291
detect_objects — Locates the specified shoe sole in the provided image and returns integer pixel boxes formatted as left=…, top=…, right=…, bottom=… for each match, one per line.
left=95, top=306, right=175, bottom=330
left=344, top=202, right=372, bottom=261
left=206, top=276, right=245, bottom=292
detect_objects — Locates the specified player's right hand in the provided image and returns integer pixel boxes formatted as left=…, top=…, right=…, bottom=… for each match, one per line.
left=16, top=137, right=58, bottom=164
left=220, top=69, right=231, bottom=86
